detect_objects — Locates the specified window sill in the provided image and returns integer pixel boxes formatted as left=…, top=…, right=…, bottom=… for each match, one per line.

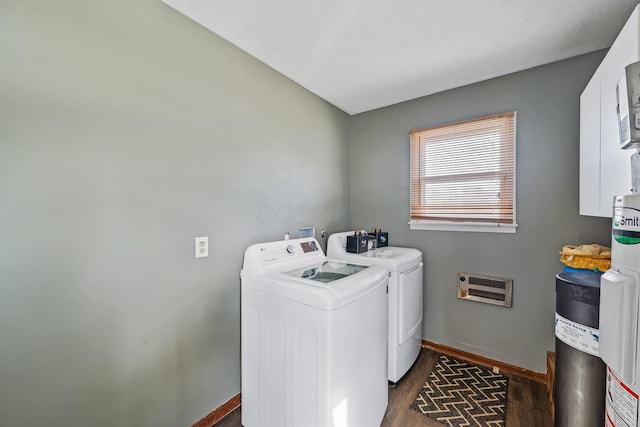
left=409, top=220, right=518, bottom=233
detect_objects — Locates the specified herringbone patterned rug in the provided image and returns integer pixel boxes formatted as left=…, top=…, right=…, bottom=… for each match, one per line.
left=410, top=355, right=508, bottom=427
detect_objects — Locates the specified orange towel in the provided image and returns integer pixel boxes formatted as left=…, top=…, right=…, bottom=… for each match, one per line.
left=559, top=244, right=611, bottom=272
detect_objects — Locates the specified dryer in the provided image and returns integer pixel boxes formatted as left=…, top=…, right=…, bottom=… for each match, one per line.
left=327, top=231, right=423, bottom=383
left=240, top=237, right=389, bottom=427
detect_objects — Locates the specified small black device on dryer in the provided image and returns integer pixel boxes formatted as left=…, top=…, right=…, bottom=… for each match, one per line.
left=346, top=228, right=389, bottom=253
left=346, top=230, right=370, bottom=253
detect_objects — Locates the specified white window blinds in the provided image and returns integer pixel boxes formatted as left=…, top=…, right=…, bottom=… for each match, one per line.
left=410, top=112, right=516, bottom=231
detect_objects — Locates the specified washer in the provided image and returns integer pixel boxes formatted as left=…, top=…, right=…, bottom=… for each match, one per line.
left=240, top=237, right=388, bottom=427
left=327, top=231, right=423, bottom=383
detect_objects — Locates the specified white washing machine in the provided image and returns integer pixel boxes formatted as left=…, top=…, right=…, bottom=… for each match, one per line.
left=240, top=237, right=389, bottom=427
left=327, top=231, right=423, bottom=383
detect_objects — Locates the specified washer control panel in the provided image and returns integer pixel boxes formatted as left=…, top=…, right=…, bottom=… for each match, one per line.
left=242, top=238, right=325, bottom=277
left=253, top=238, right=322, bottom=267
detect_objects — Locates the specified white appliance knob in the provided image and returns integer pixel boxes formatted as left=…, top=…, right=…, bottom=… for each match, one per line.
left=286, top=245, right=296, bottom=254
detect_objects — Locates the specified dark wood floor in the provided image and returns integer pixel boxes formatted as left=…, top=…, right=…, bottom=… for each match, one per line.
left=214, top=348, right=553, bottom=427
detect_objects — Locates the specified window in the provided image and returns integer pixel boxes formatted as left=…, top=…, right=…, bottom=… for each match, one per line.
left=409, top=112, right=517, bottom=233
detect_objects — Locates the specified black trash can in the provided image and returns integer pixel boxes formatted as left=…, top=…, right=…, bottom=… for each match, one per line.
left=554, top=272, right=606, bottom=427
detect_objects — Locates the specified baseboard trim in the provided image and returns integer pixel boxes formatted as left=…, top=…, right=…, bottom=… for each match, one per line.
left=191, top=393, right=241, bottom=427
left=423, top=340, right=547, bottom=384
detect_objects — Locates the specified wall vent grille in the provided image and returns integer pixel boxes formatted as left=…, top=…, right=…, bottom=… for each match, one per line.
left=457, top=272, right=512, bottom=307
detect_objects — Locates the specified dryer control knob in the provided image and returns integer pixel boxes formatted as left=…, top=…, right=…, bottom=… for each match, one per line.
left=286, top=244, right=296, bottom=254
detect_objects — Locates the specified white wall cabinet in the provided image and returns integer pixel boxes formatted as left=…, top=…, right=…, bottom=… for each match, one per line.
left=580, top=6, right=639, bottom=217
left=579, top=67, right=601, bottom=216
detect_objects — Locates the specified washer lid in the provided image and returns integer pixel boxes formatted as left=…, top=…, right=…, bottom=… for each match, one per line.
left=285, top=261, right=369, bottom=283
left=244, top=263, right=388, bottom=310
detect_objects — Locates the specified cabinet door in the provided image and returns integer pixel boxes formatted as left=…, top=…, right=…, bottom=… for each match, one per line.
left=598, top=8, right=639, bottom=216
left=579, top=70, right=601, bottom=216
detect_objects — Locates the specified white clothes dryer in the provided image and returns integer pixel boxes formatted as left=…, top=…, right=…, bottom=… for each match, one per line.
left=327, top=231, right=423, bottom=383
left=240, top=237, right=389, bottom=427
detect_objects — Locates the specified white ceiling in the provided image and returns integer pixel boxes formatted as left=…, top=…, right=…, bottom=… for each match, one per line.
left=162, top=0, right=639, bottom=115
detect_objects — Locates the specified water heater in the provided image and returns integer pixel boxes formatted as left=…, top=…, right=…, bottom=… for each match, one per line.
left=600, top=194, right=640, bottom=426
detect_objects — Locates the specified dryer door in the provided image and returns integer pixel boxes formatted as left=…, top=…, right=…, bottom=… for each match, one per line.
left=398, top=262, right=424, bottom=344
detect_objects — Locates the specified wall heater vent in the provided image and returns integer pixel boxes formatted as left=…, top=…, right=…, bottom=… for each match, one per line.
left=457, top=272, right=513, bottom=307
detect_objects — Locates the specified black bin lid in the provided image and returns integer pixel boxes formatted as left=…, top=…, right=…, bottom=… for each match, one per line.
left=556, top=272, right=601, bottom=306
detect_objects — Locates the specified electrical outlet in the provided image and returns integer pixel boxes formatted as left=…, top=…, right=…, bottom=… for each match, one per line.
left=195, top=237, right=208, bottom=258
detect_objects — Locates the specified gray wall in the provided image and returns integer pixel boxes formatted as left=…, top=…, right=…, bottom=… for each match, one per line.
left=0, top=1, right=350, bottom=426
left=349, top=51, right=612, bottom=372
